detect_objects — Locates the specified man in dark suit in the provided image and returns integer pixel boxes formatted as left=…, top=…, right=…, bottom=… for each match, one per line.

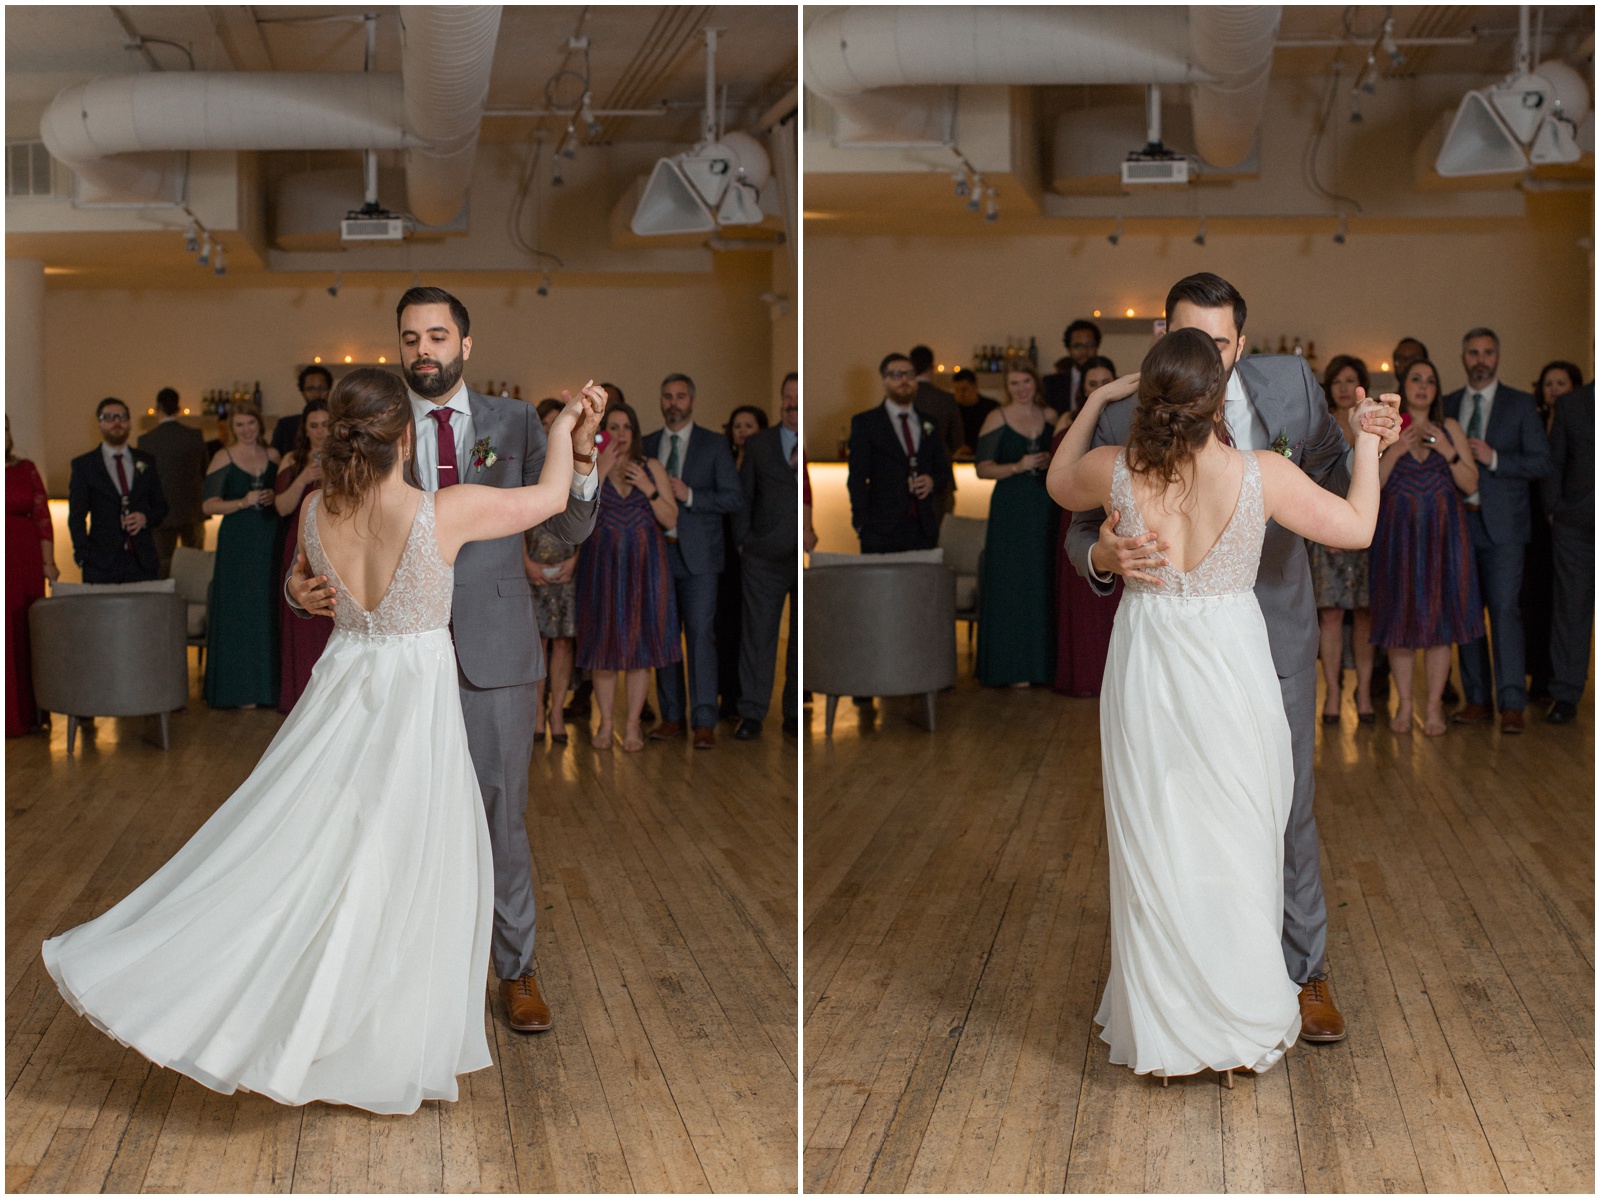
left=68, top=397, right=168, bottom=583
left=270, top=364, right=334, bottom=457
left=137, top=387, right=207, bottom=577
left=1542, top=379, right=1593, bottom=725
left=732, top=372, right=799, bottom=740
left=1442, top=327, right=1553, bottom=734
left=642, top=372, right=744, bottom=749
left=909, top=345, right=963, bottom=464
left=1043, top=318, right=1102, bottom=416
left=847, top=352, right=954, bottom=553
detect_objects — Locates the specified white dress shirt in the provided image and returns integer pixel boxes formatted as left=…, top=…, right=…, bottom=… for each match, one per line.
left=100, top=442, right=137, bottom=491
left=659, top=421, right=695, bottom=508
left=1458, top=379, right=1500, bottom=505
left=883, top=398, right=922, bottom=453
left=408, top=381, right=598, bottom=500
left=779, top=424, right=799, bottom=468
left=1222, top=370, right=1264, bottom=451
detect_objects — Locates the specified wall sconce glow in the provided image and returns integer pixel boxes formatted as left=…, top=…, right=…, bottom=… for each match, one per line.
left=344, top=355, right=353, bottom=364
left=313, top=356, right=322, bottom=364
left=1125, top=308, right=1135, bottom=318
left=378, top=356, right=387, bottom=364
left=182, top=408, right=191, bottom=416
left=1380, top=361, right=1390, bottom=372
left=147, top=408, right=155, bottom=416
left=1093, top=310, right=1101, bottom=318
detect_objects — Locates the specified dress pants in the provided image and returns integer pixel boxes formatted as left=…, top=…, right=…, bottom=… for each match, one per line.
left=1459, top=511, right=1528, bottom=712
left=657, top=541, right=720, bottom=729
left=1279, top=661, right=1327, bottom=984
left=1549, top=523, right=1594, bottom=705
left=457, top=672, right=539, bottom=981
left=736, top=552, right=797, bottom=723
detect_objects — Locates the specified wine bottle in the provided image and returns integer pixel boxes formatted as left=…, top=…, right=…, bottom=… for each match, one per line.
left=1028, top=335, right=1038, bottom=367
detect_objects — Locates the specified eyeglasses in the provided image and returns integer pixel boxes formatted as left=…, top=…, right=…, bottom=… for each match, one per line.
left=98, top=413, right=130, bottom=423
left=883, top=369, right=915, bottom=380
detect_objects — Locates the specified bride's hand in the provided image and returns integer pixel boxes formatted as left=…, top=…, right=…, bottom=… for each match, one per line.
left=1086, top=372, right=1140, bottom=409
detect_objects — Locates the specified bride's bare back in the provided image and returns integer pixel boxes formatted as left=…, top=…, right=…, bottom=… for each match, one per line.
left=1125, top=445, right=1246, bottom=575
left=311, top=486, right=423, bottom=613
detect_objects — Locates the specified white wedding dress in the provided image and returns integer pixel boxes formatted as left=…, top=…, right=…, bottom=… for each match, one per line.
left=1094, top=450, right=1301, bottom=1077
left=42, top=492, right=494, bottom=1115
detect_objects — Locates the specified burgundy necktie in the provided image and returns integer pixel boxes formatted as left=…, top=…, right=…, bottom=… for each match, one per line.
left=114, top=452, right=132, bottom=550
left=898, top=412, right=916, bottom=457
left=430, top=408, right=458, bottom=488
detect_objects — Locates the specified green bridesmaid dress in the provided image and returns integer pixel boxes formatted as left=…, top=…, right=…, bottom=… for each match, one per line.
left=203, top=459, right=280, bottom=708
left=975, top=420, right=1057, bottom=686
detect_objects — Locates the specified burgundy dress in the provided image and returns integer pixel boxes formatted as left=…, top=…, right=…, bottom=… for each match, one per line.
left=275, top=467, right=333, bottom=714
left=7, top=460, right=52, bottom=736
left=1051, top=429, right=1122, bottom=696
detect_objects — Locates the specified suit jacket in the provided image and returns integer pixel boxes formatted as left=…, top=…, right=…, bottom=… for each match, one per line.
left=1443, top=383, right=1550, bottom=545
left=915, top=380, right=965, bottom=461
left=271, top=413, right=302, bottom=458
left=1042, top=365, right=1083, bottom=417
left=1067, top=354, right=1351, bottom=679
left=67, top=445, right=169, bottom=578
left=734, top=426, right=798, bottom=562
left=137, top=419, right=207, bottom=527
left=1543, top=382, right=1593, bottom=533
left=847, top=403, right=955, bottom=549
left=642, top=422, right=744, bottom=575
left=445, top=388, right=599, bottom=688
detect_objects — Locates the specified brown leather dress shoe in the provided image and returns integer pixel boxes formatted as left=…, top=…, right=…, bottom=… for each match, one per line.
left=1500, top=710, right=1525, bottom=734
left=648, top=720, right=685, bottom=741
left=1452, top=703, right=1492, bottom=725
left=1297, top=977, right=1346, bottom=1043
left=693, top=726, right=715, bottom=749
left=499, top=973, right=552, bottom=1032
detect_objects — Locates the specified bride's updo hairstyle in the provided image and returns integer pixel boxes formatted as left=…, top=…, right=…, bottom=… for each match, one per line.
left=1126, top=326, right=1228, bottom=487
left=321, top=368, right=412, bottom=515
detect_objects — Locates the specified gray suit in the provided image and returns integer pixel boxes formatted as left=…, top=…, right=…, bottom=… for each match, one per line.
left=733, top=425, right=798, bottom=722
left=138, top=419, right=207, bottom=576
left=1067, top=354, right=1350, bottom=984
left=430, top=389, right=598, bottom=980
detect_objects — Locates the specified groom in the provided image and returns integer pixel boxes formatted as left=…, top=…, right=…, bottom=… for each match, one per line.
left=1066, top=272, right=1398, bottom=1044
left=290, top=286, right=603, bottom=1034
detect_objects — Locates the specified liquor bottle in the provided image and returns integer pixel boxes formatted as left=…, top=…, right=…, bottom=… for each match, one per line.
left=1028, top=335, right=1038, bottom=367
left=1292, top=336, right=1304, bottom=358
left=252, top=380, right=262, bottom=406
left=512, top=384, right=522, bottom=400
left=1276, top=335, right=1288, bottom=355
left=499, top=382, right=510, bottom=397
left=1305, top=340, right=1318, bottom=370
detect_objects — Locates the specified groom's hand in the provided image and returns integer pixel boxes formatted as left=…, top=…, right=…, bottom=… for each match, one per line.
left=1089, top=508, right=1169, bottom=585
left=1351, top=389, right=1402, bottom=450
left=288, top=546, right=336, bottom=617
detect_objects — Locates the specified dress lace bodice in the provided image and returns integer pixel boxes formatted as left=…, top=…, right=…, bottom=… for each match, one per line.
left=1111, top=449, right=1264, bottom=598
left=304, top=492, right=453, bottom=635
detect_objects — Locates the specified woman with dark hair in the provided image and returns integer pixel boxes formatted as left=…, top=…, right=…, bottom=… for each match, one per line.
left=43, top=368, right=596, bottom=1114
left=524, top=398, right=579, bottom=744
left=1521, top=361, right=1584, bottom=704
left=1308, top=355, right=1376, bottom=723
left=575, top=402, right=680, bottom=751
left=1051, top=356, right=1120, bottom=695
left=717, top=404, right=770, bottom=717
left=273, top=399, right=332, bottom=713
left=974, top=362, right=1056, bottom=686
left=201, top=401, right=281, bottom=709
left=6, top=415, right=58, bottom=736
left=1368, top=359, right=1482, bottom=735
left=1048, top=327, right=1382, bottom=1085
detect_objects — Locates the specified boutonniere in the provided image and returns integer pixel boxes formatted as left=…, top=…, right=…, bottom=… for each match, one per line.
left=921, top=420, right=935, bottom=437
left=1270, top=428, right=1303, bottom=459
left=468, top=437, right=515, bottom=472
left=134, top=460, right=148, bottom=475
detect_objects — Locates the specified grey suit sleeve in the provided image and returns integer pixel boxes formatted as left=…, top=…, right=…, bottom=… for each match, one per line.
left=1297, top=362, right=1352, bottom=498
left=521, top=401, right=598, bottom=544
left=1492, top=402, right=1553, bottom=482
left=1065, top=409, right=1118, bottom=595
left=690, top=438, right=746, bottom=516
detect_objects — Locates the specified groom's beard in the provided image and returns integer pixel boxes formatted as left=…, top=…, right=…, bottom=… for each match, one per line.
left=404, top=350, right=466, bottom=399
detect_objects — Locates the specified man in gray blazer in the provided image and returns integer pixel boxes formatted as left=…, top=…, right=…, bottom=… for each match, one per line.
left=733, top=372, right=799, bottom=739
left=642, top=373, right=744, bottom=749
left=1441, top=328, right=1553, bottom=733
left=1065, top=272, right=1398, bottom=1045
left=138, top=387, right=207, bottom=577
left=1544, top=380, right=1593, bottom=725
left=290, top=287, right=602, bottom=1034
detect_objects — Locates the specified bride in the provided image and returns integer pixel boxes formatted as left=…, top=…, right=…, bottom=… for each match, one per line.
left=1048, top=328, right=1381, bottom=1084
left=42, top=368, right=605, bottom=1115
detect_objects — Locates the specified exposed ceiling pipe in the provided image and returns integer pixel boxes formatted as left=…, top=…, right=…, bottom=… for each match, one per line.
left=399, top=5, right=502, bottom=226
left=1188, top=6, right=1282, bottom=167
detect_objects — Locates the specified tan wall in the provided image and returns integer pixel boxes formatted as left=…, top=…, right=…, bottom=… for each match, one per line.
left=39, top=260, right=783, bottom=493
left=803, top=209, right=1595, bottom=458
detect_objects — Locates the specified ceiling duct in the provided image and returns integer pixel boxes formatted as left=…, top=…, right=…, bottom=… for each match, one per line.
left=804, top=5, right=1280, bottom=169
left=399, top=6, right=501, bottom=226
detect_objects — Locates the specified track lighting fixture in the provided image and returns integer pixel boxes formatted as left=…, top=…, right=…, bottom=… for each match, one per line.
left=966, top=175, right=983, bottom=212
left=196, top=235, right=211, bottom=266
left=183, top=218, right=199, bottom=253
left=552, top=163, right=564, bottom=186
left=327, top=271, right=342, bottom=298
left=581, top=92, right=602, bottom=138
left=983, top=188, right=998, bottom=222
left=952, top=170, right=970, bottom=198
left=1108, top=217, right=1123, bottom=246
left=1333, top=214, right=1348, bottom=244
left=212, top=243, right=226, bottom=276
left=1193, top=218, right=1207, bottom=247
left=536, top=270, right=551, bottom=297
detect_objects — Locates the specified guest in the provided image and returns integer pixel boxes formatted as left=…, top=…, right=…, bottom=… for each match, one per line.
left=6, top=416, right=58, bottom=737
left=975, top=364, right=1055, bottom=687
left=137, top=388, right=207, bottom=578
left=951, top=368, right=998, bottom=455
left=1370, top=360, right=1483, bottom=735
left=272, top=399, right=332, bottom=714
left=909, top=345, right=964, bottom=463
left=1543, top=377, right=1592, bottom=725
left=600, top=382, right=627, bottom=412
left=565, top=382, right=630, bottom=726
left=575, top=404, right=679, bottom=752
left=201, top=402, right=280, bottom=709
left=68, top=397, right=168, bottom=584
left=270, top=365, right=333, bottom=457
left=524, top=399, right=579, bottom=745
left=847, top=353, right=954, bottom=553
left=642, top=373, right=743, bottom=750
left=1521, top=361, right=1583, bottom=706
left=1308, top=356, right=1376, bottom=723
left=717, top=402, right=770, bottom=719
left=733, top=374, right=799, bottom=739
left=204, top=412, right=231, bottom=461
left=1443, top=328, right=1552, bottom=733
left=1374, top=336, right=1429, bottom=394
left=1043, top=319, right=1102, bottom=416
left=1051, top=357, right=1121, bottom=696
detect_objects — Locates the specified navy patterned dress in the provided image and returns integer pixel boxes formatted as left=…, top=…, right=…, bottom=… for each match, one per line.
left=574, top=477, right=681, bottom=671
left=1369, top=451, right=1485, bottom=649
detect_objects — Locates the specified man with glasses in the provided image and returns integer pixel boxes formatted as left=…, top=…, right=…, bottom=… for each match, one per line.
left=847, top=353, right=954, bottom=553
left=1044, top=318, right=1103, bottom=416
left=271, top=365, right=335, bottom=457
left=68, top=397, right=169, bottom=583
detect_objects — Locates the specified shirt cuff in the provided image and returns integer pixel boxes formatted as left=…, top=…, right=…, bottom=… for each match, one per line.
left=1489, top=449, right=1499, bottom=473
left=683, top=486, right=694, bottom=508
left=1088, top=554, right=1114, bottom=585
left=571, top=468, right=599, bottom=502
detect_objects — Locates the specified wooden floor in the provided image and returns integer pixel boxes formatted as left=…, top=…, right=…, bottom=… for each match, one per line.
left=7, top=656, right=797, bottom=1194
left=803, top=650, right=1594, bottom=1194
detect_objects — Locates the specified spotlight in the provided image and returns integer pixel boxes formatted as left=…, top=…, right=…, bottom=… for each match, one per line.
left=562, top=121, right=578, bottom=159
left=966, top=175, right=982, bottom=211
left=536, top=270, right=551, bottom=297
left=1193, top=218, right=1207, bottom=247
left=1381, top=17, right=1406, bottom=68
left=183, top=218, right=199, bottom=253
left=196, top=235, right=211, bottom=266
left=552, top=164, right=564, bottom=186
left=581, top=93, right=602, bottom=138
left=1108, top=217, right=1123, bottom=246
left=983, top=188, right=998, bottom=222
left=953, top=170, right=970, bottom=198
left=327, top=272, right=342, bottom=298
left=213, top=244, right=226, bottom=276
left=1333, top=214, right=1348, bottom=245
